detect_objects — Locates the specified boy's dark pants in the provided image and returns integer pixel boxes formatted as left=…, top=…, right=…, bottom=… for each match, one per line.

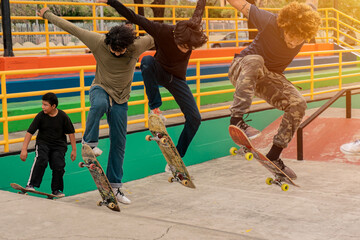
left=141, top=55, right=201, bottom=157
left=27, top=144, right=66, bottom=192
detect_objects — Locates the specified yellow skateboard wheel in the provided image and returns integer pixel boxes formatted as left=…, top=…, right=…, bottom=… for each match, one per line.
left=168, top=176, right=174, bottom=183
left=245, top=152, right=253, bottom=161
left=97, top=200, right=102, bottom=206
left=145, top=135, right=152, bottom=141
left=230, top=147, right=238, bottom=155
left=182, top=180, right=189, bottom=186
left=281, top=184, right=289, bottom=192
left=160, top=137, right=167, bottom=144
left=108, top=202, right=116, bottom=209
left=266, top=177, right=273, bottom=185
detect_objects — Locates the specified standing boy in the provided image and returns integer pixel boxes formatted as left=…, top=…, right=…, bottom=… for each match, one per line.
left=38, top=7, right=154, bottom=204
left=227, top=1, right=321, bottom=178
left=20, top=92, right=76, bottom=197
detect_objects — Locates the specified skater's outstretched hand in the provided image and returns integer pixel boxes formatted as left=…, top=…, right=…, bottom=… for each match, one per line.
left=37, top=7, right=50, bottom=18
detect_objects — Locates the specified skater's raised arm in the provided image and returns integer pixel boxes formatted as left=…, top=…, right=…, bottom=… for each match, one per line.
left=226, top=0, right=251, bottom=18
left=97, top=0, right=160, bottom=37
left=38, top=7, right=102, bottom=52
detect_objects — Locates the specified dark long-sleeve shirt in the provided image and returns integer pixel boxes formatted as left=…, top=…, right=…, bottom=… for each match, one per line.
left=108, top=0, right=191, bottom=80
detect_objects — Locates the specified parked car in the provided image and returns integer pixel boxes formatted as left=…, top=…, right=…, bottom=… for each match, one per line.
left=211, top=31, right=249, bottom=48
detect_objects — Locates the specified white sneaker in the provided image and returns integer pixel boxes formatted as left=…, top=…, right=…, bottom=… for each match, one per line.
left=164, top=164, right=172, bottom=173
left=112, top=188, right=131, bottom=205
left=92, top=147, right=103, bottom=157
left=150, top=108, right=167, bottom=122
left=340, top=140, right=360, bottom=155
left=25, top=185, right=35, bottom=191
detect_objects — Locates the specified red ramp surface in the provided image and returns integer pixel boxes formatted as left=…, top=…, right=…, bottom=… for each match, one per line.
left=253, top=116, right=360, bottom=164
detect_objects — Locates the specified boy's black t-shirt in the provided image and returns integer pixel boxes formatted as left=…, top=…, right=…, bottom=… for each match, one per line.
left=237, top=5, right=304, bottom=74
left=27, top=109, right=75, bottom=150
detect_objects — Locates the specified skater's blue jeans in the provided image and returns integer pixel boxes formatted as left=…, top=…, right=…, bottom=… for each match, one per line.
left=140, top=55, right=201, bottom=157
left=82, top=85, right=127, bottom=188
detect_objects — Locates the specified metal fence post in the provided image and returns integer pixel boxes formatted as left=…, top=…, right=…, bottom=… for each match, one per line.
left=1, top=0, right=15, bottom=57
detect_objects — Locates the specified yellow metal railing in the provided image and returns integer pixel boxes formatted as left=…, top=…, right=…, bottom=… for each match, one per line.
left=1, top=48, right=360, bottom=152
left=1, top=2, right=360, bottom=55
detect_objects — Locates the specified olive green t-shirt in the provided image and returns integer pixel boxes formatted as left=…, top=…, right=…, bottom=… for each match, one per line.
left=44, top=11, right=154, bottom=104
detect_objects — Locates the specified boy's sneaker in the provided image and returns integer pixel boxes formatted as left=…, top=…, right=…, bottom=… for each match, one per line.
left=92, top=147, right=103, bottom=157
left=25, top=185, right=35, bottom=191
left=112, top=187, right=131, bottom=205
left=52, top=190, right=65, bottom=197
left=271, top=158, right=297, bottom=180
left=340, top=139, right=360, bottom=155
left=164, top=163, right=173, bottom=173
left=150, top=108, right=167, bottom=122
left=230, top=117, right=261, bottom=139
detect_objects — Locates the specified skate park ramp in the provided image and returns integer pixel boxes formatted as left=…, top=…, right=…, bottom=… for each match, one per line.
left=1, top=148, right=360, bottom=239
left=253, top=108, right=360, bottom=164
left=1, top=106, right=360, bottom=239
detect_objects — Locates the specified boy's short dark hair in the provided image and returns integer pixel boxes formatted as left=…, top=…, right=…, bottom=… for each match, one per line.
left=104, top=25, right=135, bottom=52
left=42, top=92, right=58, bottom=107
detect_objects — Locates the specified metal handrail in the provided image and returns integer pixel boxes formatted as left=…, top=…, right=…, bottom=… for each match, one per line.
left=296, top=86, right=360, bottom=160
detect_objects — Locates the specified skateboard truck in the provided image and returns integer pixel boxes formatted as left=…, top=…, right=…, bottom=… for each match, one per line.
left=78, top=161, right=103, bottom=174
left=266, top=176, right=289, bottom=192
left=145, top=134, right=168, bottom=145
left=97, top=199, right=116, bottom=209
left=168, top=169, right=191, bottom=187
left=230, top=146, right=254, bottom=161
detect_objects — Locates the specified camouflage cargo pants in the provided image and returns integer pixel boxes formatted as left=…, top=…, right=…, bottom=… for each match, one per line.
left=228, top=55, right=307, bottom=148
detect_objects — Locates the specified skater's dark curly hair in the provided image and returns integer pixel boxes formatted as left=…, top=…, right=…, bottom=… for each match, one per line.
left=104, top=25, right=135, bottom=52
left=173, top=0, right=208, bottom=49
left=277, top=2, right=321, bottom=41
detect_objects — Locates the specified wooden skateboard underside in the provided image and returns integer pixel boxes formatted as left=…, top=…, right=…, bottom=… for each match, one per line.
left=10, top=183, right=59, bottom=199
left=80, top=144, right=120, bottom=211
left=147, top=114, right=195, bottom=188
left=229, top=125, right=299, bottom=189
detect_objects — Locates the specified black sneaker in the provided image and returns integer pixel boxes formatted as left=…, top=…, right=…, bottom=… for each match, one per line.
left=272, top=158, right=297, bottom=180
left=230, top=116, right=261, bottom=139
left=52, top=190, right=65, bottom=198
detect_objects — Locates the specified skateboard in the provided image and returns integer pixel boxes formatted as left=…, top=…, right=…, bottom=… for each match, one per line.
left=146, top=114, right=195, bottom=188
left=228, top=125, right=299, bottom=191
left=10, top=183, right=61, bottom=199
left=79, top=144, right=120, bottom=212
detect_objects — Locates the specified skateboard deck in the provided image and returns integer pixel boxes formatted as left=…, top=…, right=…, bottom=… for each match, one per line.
left=229, top=125, right=299, bottom=191
left=146, top=114, right=195, bottom=188
left=80, top=144, right=120, bottom=211
left=10, top=183, right=61, bottom=199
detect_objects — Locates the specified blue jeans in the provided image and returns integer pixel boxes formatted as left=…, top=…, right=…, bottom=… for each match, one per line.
left=140, top=55, right=201, bottom=157
left=82, top=86, right=128, bottom=188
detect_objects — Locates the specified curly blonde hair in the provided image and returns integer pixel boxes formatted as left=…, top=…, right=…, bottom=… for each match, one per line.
left=277, top=2, right=321, bottom=41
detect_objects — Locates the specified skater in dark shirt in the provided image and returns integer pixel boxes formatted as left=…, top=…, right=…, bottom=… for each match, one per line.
left=98, top=0, right=207, bottom=158
left=20, top=92, right=76, bottom=197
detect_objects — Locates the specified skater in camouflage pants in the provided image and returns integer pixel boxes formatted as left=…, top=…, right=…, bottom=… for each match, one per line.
left=227, top=0, right=321, bottom=178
